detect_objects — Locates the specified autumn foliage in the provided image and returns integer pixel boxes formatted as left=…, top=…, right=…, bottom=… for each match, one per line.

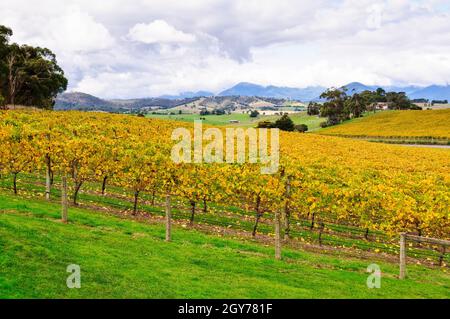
left=0, top=110, right=449, bottom=239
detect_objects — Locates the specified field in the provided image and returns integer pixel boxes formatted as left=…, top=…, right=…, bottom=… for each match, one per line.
left=1, top=193, right=449, bottom=298
left=146, top=112, right=326, bottom=130
left=320, top=109, right=450, bottom=142
left=0, top=110, right=449, bottom=299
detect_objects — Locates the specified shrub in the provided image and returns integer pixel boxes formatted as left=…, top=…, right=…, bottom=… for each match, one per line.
left=294, top=124, right=308, bottom=133
left=212, top=109, right=226, bottom=115
left=257, top=120, right=275, bottom=128
left=274, top=114, right=295, bottom=131
left=410, top=104, right=423, bottom=110
left=249, top=110, right=260, bottom=118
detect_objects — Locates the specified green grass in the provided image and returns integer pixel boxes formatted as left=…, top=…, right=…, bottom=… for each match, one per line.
left=146, top=112, right=326, bottom=130
left=0, top=192, right=449, bottom=298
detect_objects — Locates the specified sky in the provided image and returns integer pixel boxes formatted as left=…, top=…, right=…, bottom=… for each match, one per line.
left=1, top=0, right=450, bottom=98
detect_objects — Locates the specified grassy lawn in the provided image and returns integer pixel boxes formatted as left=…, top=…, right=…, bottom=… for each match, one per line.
left=0, top=192, right=449, bottom=298
left=146, top=112, right=326, bottom=130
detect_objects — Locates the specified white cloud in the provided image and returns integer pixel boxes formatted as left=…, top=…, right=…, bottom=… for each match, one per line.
left=127, top=20, right=196, bottom=44
left=1, top=0, right=450, bottom=97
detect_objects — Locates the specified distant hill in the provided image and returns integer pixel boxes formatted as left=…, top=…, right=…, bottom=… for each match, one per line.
left=55, top=92, right=117, bottom=111
left=219, top=82, right=326, bottom=101
left=55, top=92, right=293, bottom=112
left=218, top=82, right=442, bottom=101
left=321, top=82, right=449, bottom=101
left=55, top=92, right=198, bottom=111
left=159, top=91, right=214, bottom=99
left=55, top=82, right=450, bottom=112
left=408, top=85, right=450, bottom=101
left=340, top=82, right=375, bottom=94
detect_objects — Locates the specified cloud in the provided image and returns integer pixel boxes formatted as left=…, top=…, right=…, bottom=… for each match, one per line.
left=127, top=20, right=196, bottom=44
left=1, top=0, right=450, bottom=97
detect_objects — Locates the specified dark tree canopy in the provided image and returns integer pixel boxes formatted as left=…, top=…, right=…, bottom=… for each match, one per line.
left=0, top=25, right=67, bottom=109
left=320, top=88, right=349, bottom=125
left=274, top=114, right=295, bottom=131
left=319, top=86, right=419, bottom=127
left=307, top=102, right=320, bottom=116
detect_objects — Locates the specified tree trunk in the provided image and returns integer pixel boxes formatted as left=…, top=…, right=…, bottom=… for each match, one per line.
left=151, top=188, right=156, bottom=206
left=274, top=211, right=282, bottom=260
left=101, top=176, right=108, bottom=195
left=439, top=246, right=446, bottom=267
left=165, top=193, right=172, bottom=242
left=13, top=172, right=18, bottom=195
left=284, top=207, right=291, bottom=240
left=318, top=222, right=325, bottom=246
left=310, top=212, right=316, bottom=230
left=61, top=175, right=68, bottom=223
left=133, top=190, right=140, bottom=215
left=252, top=194, right=262, bottom=237
left=45, top=155, right=51, bottom=200
left=283, top=176, right=291, bottom=240
left=364, top=228, right=369, bottom=240
left=189, top=200, right=196, bottom=226
left=73, top=181, right=83, bottom=206
left=203, top=197, right=207, bottom=213
left=7, top=55, right=16, bottom=105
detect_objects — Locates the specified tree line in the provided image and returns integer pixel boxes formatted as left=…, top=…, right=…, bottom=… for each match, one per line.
left=308, top=87, right=421, bottom=127
left=0, top=25, right=67, bottom=109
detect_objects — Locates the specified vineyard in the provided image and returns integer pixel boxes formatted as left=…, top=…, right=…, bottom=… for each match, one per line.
left=0, top=110, right=449, bottom=264
left=320, top=109, right=450, bottom=143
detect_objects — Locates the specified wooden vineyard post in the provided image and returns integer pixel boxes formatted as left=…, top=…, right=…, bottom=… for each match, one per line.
left=61, top=175, right=68, bottom=223
left=45, top=155, right=51, bottom=200
left=283, top=176, right=291, bottom=240
left=274, top=210, right=282, bottom=260
left=399, top=233, right=450, bottom=279
left=165, top=193, right=172, bottom=242
left=439, top=246, right=446, bottom=267
left=399, top=233, right=406, bottom=279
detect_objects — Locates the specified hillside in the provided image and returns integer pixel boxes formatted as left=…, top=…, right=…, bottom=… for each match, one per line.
left=55, top=92, right=198, bottom=112
left=219, top=82, right=326, bottom=101
left=55, top=83, right=450, bottom=112
left=320, top=109, right=450, bottom=140
left=1, top=192, right=448, bottom=298
left=409, top=85, right=450, bottom=101
left=55, top=92, right=119, bottom=111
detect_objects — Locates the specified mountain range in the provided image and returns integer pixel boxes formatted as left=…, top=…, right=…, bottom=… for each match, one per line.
left=55, top=82, right=450, bottom=111
left=217, top=82, right=450, bottom=101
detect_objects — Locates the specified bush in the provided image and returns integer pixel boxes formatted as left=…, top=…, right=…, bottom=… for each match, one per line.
left=212, top=109, right=226, bottom=115
left=274, top=114, right=295, bottom=131
left=0, top=94, right=4, bottom=108
left=257, top=120, right=275, bottom=128
left=410, top=104, right=423, bottom=110
left=249, top=110, right=260, bottom=118
left=320, top=117, right=340, bottom=128
left=294, top=124, right=308, bottom=133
